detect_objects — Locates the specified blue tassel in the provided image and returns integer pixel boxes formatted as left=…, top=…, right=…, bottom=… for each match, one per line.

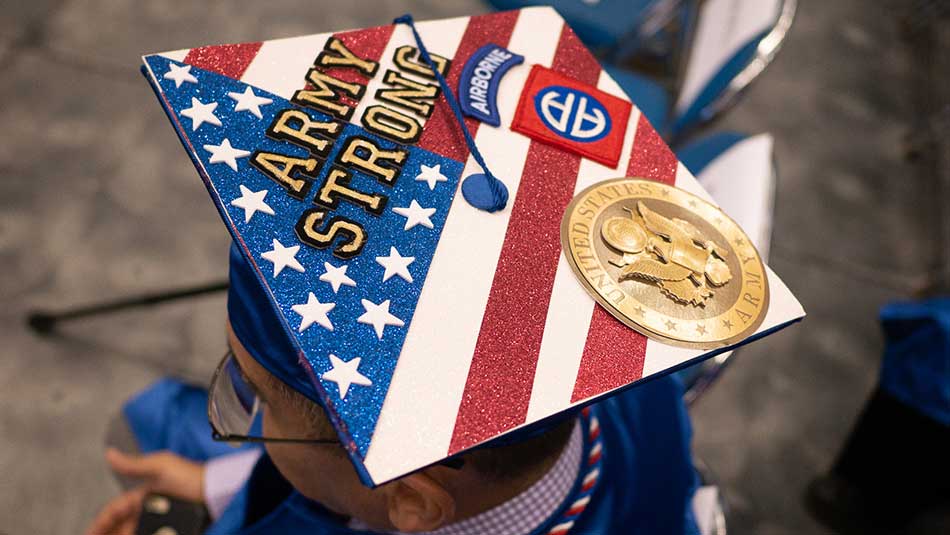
left=394, top=14, right=509, bottom=213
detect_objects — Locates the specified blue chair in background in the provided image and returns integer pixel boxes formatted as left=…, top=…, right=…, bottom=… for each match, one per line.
left=487, top=0, right=796, bottom=139
left=670, top=0, right=797, bottom=137
left=677, top=131, right=750, bottom=175
left=485, top=0, right=685, bottom=57
left=604, top=65, right=670, bottom=130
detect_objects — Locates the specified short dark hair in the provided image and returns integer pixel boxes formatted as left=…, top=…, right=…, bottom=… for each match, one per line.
left=268, top=376, right=575, bottom=481
left=462, top=418, right=576, bottom=481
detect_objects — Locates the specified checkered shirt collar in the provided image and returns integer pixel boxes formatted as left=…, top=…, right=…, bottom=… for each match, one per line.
left=426, top=419, right=584, bottom=535
left=349, top=418, right=584, bottom=535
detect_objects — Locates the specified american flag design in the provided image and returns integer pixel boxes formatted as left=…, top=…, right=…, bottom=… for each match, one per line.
left=143, top=7, right=804, bottom=487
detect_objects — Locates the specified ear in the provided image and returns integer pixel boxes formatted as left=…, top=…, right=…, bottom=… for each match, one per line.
left=385, top=473, right=456, bottom=532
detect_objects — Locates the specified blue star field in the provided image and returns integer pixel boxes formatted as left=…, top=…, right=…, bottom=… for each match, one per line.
left=143, top=54, right=464, bottom=461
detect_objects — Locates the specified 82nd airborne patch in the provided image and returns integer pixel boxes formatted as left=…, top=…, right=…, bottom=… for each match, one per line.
left=512, top=65, right=631, bottom=168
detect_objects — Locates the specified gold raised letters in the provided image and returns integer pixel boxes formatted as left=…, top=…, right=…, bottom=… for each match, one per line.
left=314, top=166, right=387, bottom=215
left=295, top=208, right=367, bottom=259
left=292, top=68, right=364, bottom=120
left=315, top=37, right=380, bottom=77
left=267, top=109, right=341, bottom=157
left=362, top=105, right=421, bottom=144
left=250, top=151, right=320, bottom=199
left=336, top=136, right=407, bottom=185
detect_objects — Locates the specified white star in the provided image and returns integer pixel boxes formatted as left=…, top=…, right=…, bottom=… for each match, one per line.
left=261, top=239, right=305, bottom=277
left=181, top=97, right=222, bottom=131
left=393, top=200, right=436, bottom=231
left=415, top=164, right=448, bottom=190
left=230, top=185, right=275, bottom=223
left=163, top=63, right=197, bottom=88
left=357, top=299, right=405, bottom=339
left=375, top=247, right=415, bottom=283
left=228, top=86, right=273, bottom=119
left=204, top=138, right=251, bottom=171
left=322, top=354, right=372, bottom=399
left=319, top=262, right=356, bottom=293
left=291, top=292, right=335, bottom=333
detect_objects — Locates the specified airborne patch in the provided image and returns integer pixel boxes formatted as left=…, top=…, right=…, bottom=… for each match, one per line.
left=458, top=44, right=524, bottom=127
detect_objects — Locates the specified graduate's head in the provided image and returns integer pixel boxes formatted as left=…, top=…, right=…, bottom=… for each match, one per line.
left=223, top=244, right=575, bottom=532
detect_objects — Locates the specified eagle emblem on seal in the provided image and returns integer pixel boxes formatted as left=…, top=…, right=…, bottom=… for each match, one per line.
left=601, top=202, right=732, bottom=306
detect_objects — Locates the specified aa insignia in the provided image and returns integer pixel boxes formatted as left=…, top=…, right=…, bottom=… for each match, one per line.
left=561, top=178, right=769, bottom=349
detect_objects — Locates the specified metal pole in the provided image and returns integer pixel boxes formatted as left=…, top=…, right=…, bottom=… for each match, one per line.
left=26, top=280, right=229, bottom=335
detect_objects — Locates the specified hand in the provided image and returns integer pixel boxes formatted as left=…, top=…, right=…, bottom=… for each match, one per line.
left=105, top=448, right=206, bottom=503
left=85, top=449, right=206, bottom=535
left=84, top=487, right=147, bottom=535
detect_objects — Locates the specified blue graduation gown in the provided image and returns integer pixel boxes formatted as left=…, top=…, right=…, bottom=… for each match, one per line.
left=879, top=297, right=950, bottom=426
left=126, top=375, right=699, bottom=535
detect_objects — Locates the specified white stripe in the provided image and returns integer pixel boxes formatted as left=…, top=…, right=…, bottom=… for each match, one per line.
left=159, top=49, right=188, bottom=62
left=240, top=33, right=333, bottom=99
left=570, top=495, right=591, bottom=509
left=525, top=70, right=642, bottom=422
left=674, top=161, right=715, bottom=203
left=351, top=17, right=471, bottom=126
left=364, top=9, right=566, bottom=485
left=589, top=442, right=602, bottom=458
left=583, top=468, right=600, bottom=486
left=641, top=339, right=698, bottom=377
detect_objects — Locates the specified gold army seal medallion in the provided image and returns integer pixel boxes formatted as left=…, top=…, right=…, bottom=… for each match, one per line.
left=561, top=178, right=769, bottom=349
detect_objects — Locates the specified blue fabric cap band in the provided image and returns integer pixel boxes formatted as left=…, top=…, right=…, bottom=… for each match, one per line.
left=227, top=243, right=320, bottom=406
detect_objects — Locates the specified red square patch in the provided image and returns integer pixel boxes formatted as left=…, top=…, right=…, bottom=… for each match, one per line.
left=511, top=65, right=632, bottom=168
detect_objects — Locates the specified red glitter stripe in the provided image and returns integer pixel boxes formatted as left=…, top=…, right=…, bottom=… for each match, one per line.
left=581, top=478, right=597, bottom=492
left=570, top=116, right=678, bottom=402
left=566, top=505, right=586, bottom=516
left=448, top=25, right=602, bottom=454
left=571, top=309, right=648, bottom=402
left=417, top=11, right=519, bottom=160
left=184, top=42, right=263, bottom=80
left=549, top=528, right=571, bottom=535
left=626, top=113, right=678, bottom=184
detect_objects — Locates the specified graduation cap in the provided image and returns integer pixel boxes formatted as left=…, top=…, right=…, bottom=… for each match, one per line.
left=141, top=7, right=804, bottom=488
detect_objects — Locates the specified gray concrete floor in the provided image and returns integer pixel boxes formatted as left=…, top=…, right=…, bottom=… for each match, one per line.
left=0, top=1, right=943, bottom=534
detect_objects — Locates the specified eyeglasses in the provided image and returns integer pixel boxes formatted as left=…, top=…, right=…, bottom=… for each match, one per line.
left=206, top=350, right=466, bottom=469
left=207, top=350, right=338, bottom=444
